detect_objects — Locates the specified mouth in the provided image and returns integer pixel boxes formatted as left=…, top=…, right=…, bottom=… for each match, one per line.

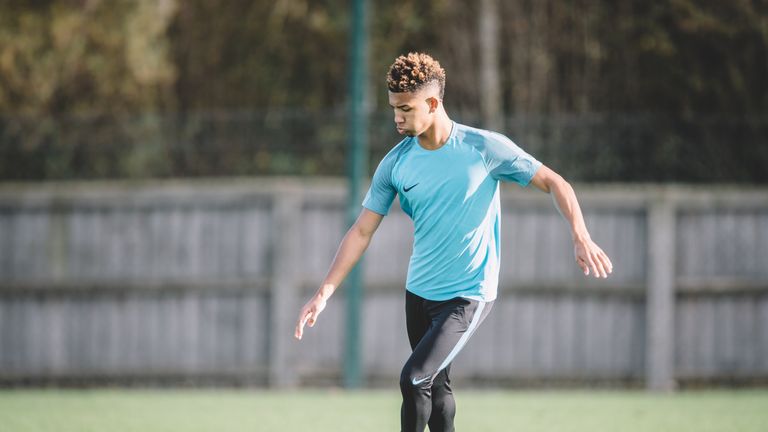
left=396, top=126, right=407, bottom=134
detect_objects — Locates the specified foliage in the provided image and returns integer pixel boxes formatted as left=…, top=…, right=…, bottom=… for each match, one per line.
left=0, top=0, right=766, bottom=181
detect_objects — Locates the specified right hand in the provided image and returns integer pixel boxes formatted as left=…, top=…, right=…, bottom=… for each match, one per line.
left=294, top=294, right=327, bottom=340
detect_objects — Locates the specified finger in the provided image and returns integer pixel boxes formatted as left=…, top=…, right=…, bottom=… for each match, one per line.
left=601, top=251, right=613, bottom=273
left=577, top=257, right=589, bottom=276
left=294, top=315, right=302, bottom=339
left=592, top=252, right=607, bottom=278
left=295, top=310, right=310, bottom=339
left=590, top=250, right=608, bottom=278
left=294, top=320, right=303, bottom=340
left=309, top=307, right=324, bottom=327
left=295, top=318, right=304, bottom=340
left=600, top=253, right=613, bottom=273
left=586, top=254, right=600, bottom=278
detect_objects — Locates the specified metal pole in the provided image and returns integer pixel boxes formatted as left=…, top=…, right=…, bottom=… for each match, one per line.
left=344, top=0, right=369, bottom=389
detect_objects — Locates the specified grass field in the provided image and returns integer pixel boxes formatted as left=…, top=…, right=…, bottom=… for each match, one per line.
left=1, top=388, right=767, bottom=431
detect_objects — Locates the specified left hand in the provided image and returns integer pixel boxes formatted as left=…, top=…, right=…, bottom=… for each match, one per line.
left=574, top=238, right=613, bottom=278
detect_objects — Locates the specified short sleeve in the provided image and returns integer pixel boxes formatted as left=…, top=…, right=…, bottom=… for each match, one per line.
left=484, top=133, right=542, bottom=186
left=362, top=155, right=397, bottom=215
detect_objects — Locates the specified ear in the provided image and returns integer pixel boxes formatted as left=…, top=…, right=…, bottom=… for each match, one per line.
left=426, top=97, right=439, bottom=113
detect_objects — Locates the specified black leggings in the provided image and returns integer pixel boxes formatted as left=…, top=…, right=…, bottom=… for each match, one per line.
left=400, top=290, right=494, bottom=432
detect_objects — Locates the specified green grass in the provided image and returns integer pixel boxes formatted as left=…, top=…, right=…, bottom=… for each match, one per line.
left=1, top=388, right=767, bottom=431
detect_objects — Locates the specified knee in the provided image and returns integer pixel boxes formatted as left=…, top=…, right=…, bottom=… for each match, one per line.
left=400, top=366, right=433, bottom=392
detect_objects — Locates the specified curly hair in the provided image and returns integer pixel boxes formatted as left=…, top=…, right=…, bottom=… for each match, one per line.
left=386, top=52, right=446, bottom=99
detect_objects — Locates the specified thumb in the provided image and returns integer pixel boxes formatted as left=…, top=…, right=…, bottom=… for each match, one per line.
left=577, top=257, right=589, bottom=276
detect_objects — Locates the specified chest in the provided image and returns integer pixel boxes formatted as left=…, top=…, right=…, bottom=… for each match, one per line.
left=393, top=146, right=490, bottom=210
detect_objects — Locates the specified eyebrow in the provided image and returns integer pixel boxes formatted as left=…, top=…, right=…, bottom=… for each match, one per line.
left=389, top=104, right=411, bottom=109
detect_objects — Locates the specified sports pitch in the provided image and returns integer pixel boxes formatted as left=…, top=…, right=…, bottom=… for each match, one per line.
left=1, top=389, right=767, bottom=431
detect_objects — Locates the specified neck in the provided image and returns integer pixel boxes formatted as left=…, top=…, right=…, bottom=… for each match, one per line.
left=418, top=110, right=452, bottom=150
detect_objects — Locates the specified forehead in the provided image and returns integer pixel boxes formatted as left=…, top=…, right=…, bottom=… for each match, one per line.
left=388, top=90, right=419, bottom=106
left=388, top=81, right=439, bottom=106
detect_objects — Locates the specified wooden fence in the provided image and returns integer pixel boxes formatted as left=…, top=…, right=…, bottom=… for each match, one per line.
left=0, top=179, right=766, bottom=390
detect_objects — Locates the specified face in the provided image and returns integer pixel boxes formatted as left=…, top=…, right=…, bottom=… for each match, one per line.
left=388, top=88, right=439, bottom=137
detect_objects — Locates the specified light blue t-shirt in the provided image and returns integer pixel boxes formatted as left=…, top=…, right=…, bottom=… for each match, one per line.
left=362, top=121, right=541, bottom=302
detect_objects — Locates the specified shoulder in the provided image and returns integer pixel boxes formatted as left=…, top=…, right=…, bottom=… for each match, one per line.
left=454, top=122, right=511, bottom=147
left=377, top=136, right=415, bottom=169
left=453, top=122, right=517, bottom=160
left=372, top=136, right=415, bottom=182
left=390, top=136, right=416, bottom=159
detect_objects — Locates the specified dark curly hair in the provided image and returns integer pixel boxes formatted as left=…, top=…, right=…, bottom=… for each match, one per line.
left=386, top=52, right=446, bottom=99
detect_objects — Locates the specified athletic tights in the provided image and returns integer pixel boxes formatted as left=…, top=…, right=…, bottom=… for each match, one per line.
left=400, top=290, right=494, bottom=432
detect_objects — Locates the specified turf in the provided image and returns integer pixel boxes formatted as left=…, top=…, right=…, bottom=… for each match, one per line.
left=0, top=388, right=767, bottom=432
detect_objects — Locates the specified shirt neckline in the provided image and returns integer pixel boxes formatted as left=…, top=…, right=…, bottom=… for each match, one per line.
left=414, top=121, right=456, bottom=153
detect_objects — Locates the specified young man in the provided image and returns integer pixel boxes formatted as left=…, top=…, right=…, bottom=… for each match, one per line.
left=295, top=52, right=613, bottom=432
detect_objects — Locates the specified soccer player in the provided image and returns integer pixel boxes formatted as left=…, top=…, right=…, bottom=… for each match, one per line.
left=295, top=52, right=613, bottom=432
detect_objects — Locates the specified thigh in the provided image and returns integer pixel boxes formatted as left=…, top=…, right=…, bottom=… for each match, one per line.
left=405, top=290, right=431, bottom=350
left=403, top=297, right=492, bottom=386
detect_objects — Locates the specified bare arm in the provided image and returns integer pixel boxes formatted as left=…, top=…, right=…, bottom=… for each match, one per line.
left=529, top=165, right=613, bottom=278
left=294, top=208, right=384, bottom=339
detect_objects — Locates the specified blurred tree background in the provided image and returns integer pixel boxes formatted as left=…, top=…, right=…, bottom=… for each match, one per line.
left=0, top=0, right=766, bottom=182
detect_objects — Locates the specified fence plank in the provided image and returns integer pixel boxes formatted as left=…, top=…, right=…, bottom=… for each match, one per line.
left=646, top=195, right=676, bottom=391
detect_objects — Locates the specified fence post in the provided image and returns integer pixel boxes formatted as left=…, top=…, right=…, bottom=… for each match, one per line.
left=646, top=191, right=677, bottom=391
left=269, top=182, right=302, bottom=388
